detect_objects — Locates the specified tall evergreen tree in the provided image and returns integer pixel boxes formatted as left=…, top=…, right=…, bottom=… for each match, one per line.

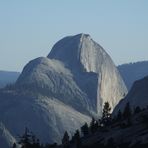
left=134, top=106, right=141, bottom=114
left=62, top=131, right=69, bottom=146
left=81, top=123, right=89, bottom=136
left=123, top=102, right=132, bottom=126
left=90, top=117, right=96, bottom=134
left=18, top=127, right=31, bottom=148
left=123, top=102, right=132, bottom=119
left=101, top=102, right=111, bottom=126
left=74, top=130, right=81, bottom=148
left=12, top=143, right=16, bottom=148
left=116, top=109, right=122, bottom=121
left=18, top=127, right=40, bottom=148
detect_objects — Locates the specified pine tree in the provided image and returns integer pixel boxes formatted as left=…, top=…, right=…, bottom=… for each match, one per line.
left=62, top=131, right=69, bottom=146
left=90, top=118, right=99, bottom=134
left=123, top=102, right=132, bottom=119
left=134, top=106, right=141, bottom=114
left=123, top=102, right=132, bottom=126
left=101, top=102, right=111, bottom=126
left=90, top=117, right=96, bottom=134
left=94, top=120, right=99, bottom=131
left=18, top=127, right=31, bottom=148
left=12, top=143, right=16, bottom=148
left=74, top=130, right=81, bottom=148
left=116, top=109, right=122, bottom=121
left=81, top=123, right=89, bottom=136
left=18, top=127, right=40, bottom=148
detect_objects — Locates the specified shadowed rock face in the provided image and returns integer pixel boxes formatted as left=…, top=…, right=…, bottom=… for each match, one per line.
left=118, top=61, right=148, bottom=90
left=0, top=91, right=91, bottom=144
left=0, top=122, right=17, bottom=148
left=0, top=33, right=127, bottom=147
left=113, top=76, right=148, bottom=114
left=16, top=57, right=92, bottom=115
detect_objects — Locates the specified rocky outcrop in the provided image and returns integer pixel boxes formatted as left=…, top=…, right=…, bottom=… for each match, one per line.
left=48, top=33, right=127, bottom=113
left=0, top=33, right=127, bottom=146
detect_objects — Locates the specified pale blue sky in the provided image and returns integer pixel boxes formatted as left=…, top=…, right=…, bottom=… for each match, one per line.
left=0, top=0, right=148, bottom=72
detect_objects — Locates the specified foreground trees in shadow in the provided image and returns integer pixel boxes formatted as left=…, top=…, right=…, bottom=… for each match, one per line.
left=13, top=102, right=148, bottom=148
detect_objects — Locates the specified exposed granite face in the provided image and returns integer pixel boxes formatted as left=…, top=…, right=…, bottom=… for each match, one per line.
left=0, top=34, right=127, bottom=147
left=48, top=33, right=127, bottom=113
left=0, top=92, right=91, bottom=144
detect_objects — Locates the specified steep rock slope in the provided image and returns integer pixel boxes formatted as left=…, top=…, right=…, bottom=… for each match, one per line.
left=118, top=61, right=148, bottom=90
left=48, top=33, right=127, bottom=113
left=0, top=33, right=127, bottom=146
left=0, top=90, right=91, bottom=144
left=16, top=57, right=91, bottom=115
left=114, top=76, right=148, bottom=113
left=0, top=122, right=18, bottom=148
left=79, top=110, right=148, bottom=148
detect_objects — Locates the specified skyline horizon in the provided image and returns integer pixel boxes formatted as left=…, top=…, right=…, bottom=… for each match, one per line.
left=0, top=33, right=148, bottom=73
left=1, top=31, right=148, bottom=72
left=0, top=1, right=148, bottom=71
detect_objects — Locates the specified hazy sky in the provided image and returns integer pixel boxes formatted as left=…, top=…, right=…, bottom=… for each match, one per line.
left=0, top=0, right=148, bottom=72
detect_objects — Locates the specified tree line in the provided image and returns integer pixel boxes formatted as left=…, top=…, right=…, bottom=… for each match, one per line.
left=12, top=101, right=145, bottom=148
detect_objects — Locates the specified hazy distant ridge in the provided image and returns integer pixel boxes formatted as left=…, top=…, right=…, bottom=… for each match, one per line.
left=118, top=61, right=148, bottom=90
left=0, top=71, right=20, bottom=88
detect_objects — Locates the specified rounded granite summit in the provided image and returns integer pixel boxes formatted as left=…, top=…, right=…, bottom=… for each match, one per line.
left=48, top=33, right=106, bottom=72
left=17, top=33, right=127, bottom=115
left=0, top=33, right=127, bottom=146
left=47, top=33, right=127, bottom=112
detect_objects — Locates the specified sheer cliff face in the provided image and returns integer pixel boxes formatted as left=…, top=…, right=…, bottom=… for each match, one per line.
left=48, top=33, right=127, bottom=114
left=0, top=33, right=127, bottom=146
